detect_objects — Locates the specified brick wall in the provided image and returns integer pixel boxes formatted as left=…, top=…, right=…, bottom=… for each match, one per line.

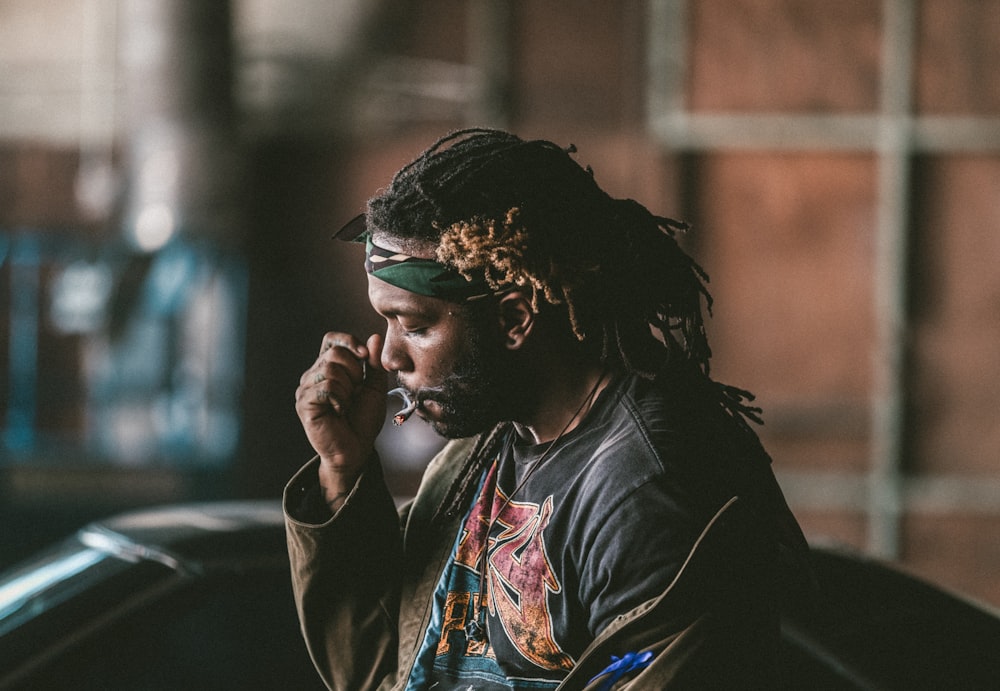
left=2, top=0, right=998, bottom=606
left=316, top=0, right=1000, bottom=606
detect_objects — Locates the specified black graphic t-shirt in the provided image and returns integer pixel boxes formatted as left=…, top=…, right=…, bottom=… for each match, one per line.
left=406, top=371, right=770, bottom=689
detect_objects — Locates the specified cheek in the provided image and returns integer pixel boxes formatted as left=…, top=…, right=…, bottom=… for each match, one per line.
left=410, top=348, right=441, bottom=380
left=409, top=337, right=464, bottom=382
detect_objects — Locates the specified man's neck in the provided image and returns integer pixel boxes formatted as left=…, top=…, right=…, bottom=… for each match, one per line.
left=513, top=363, right=610, bottom=444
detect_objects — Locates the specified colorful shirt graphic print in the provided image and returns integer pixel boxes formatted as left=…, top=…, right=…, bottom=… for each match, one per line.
left=407, top=461, right=570, bottom=690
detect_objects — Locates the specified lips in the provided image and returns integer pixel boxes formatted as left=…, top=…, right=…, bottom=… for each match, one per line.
left=418, top=399, right=444, bottom=416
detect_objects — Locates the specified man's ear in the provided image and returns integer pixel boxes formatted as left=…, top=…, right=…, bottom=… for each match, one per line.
left=497, top=291, right=535, bottom=350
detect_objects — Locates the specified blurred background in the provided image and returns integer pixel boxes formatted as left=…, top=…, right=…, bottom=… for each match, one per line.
left=0, top=0, right=998, bottom=608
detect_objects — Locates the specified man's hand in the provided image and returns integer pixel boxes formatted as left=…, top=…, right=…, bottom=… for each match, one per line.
left=294, top=332, right=387, bottom=507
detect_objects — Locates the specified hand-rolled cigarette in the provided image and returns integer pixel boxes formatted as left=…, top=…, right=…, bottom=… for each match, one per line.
left=387, top=387, right=417, bottom=425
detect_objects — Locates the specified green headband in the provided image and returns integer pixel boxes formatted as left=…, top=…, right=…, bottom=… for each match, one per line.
left=364, top=234, right=492, bottom=301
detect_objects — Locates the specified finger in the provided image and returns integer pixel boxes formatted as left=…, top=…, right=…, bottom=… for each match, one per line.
left=299, top=367, right=327, bottom=387
left=312, top=387, right=344, bottom=416
left=319, top=332, right=363, bottom=358
left=324, top=352, right=368, bottom=389
left=295, top=379, right=350, bottom=417
left=304, top=345, right=367, bottom=389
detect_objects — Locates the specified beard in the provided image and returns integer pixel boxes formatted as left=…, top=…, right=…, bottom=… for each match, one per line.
left=401, top=317, right=529, bottom=439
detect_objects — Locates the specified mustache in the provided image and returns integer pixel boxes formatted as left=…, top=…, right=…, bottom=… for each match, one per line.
left=393, top=369, right=484, bottom=419
left=388, top=381, right=452, bottom=425
left=396, top=368, right=479, bottom=403
left=394, top=381, right=447, bottom=405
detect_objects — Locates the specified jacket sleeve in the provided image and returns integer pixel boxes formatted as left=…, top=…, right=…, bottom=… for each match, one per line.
left=562, top=497, right=794, bottom=690
left=284, top=455, right=404, bottom=691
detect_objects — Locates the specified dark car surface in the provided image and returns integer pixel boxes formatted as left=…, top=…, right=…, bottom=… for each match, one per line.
left=0, top=501, right=325, bottom=691
left=2, top=501, right=999, bottom=690
left=780, top=545, right=1000, bottom=690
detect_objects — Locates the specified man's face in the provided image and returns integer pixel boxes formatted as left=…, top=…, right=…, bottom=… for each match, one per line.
left=368, top=274, right=523, bottom=438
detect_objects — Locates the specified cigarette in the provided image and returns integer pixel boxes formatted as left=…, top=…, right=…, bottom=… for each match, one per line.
left=387, top=387, right=417, bottom=425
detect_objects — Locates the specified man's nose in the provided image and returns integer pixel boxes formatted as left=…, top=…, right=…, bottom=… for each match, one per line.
left=380, top=328, right=411, bottom=373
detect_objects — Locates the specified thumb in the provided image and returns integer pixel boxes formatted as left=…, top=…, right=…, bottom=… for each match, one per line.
left=362, top=333, right=387, bottom=393
left=350, top=333, right=388, bottom=441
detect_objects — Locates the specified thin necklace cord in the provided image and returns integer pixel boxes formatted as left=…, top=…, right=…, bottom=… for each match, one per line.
left=466, top=369, right=608, bottom=643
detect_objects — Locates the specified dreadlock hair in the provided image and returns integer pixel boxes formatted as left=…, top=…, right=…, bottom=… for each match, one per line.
left=366, top=128, right=761, bottom=423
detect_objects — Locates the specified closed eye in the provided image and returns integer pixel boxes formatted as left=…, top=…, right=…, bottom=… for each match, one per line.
left=394, top=318, right=429, bottom=337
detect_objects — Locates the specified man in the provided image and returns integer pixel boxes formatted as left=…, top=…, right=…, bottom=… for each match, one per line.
left=285, top=129, right=808, bottom=690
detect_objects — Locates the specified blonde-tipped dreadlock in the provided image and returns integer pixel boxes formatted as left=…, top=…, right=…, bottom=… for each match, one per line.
left=437, top=207, right=597, bottom=341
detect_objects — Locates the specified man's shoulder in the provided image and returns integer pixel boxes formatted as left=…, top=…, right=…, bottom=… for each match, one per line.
left=595, top=369, right=767, bottom=476
left=562, top=373, right=687, bottom=487
left=599, top=371, right=691, bottom=450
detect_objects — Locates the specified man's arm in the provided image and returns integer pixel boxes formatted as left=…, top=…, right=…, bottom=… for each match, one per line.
left=286, top=331, right=402, bottom=689
left=285, top=455, right=404, bottom=691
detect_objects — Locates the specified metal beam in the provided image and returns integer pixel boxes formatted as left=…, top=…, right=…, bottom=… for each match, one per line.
left=867, top=0, right=916, bottom=559
left=648, top=112, right=1000, bottom=152
left=777, top=470, right=1000, bottom=516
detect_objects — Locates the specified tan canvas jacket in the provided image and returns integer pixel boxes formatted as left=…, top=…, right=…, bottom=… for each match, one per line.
left=285, top=429, right=791, bottom=691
